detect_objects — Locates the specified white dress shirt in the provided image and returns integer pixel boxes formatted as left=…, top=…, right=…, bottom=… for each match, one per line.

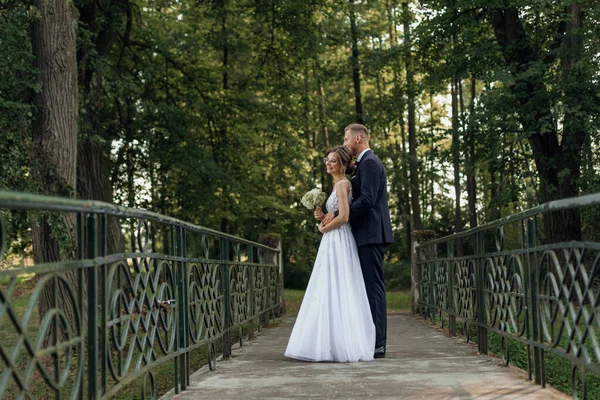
left=357, top=148, right=371, bottom=162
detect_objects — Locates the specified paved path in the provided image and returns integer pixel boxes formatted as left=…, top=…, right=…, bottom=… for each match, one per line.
left=164, top=313, right=569, bottom=399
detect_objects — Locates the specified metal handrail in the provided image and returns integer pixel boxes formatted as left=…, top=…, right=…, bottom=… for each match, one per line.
left=414, top=191, right=600, bottom=399
left=0, top=190, right=283, bottom=399
left=0, top=190, right=278, bottom=251
left=420, top=192, right=600, bottom=247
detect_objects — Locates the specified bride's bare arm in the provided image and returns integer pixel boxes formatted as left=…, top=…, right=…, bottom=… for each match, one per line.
left=319, top=181, right=350, bottom=233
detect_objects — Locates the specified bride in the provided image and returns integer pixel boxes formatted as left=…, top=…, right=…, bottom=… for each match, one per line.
left=284, top=145, right=375, bottom=362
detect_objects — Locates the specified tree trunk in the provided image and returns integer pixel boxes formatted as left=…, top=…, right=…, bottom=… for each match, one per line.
left=318, top=74, right=329, bottom=150
left=553, top=4, right=585, bottom=242
left=303, top=65, right=312, bottom=148
left=77, top=139, right=124, bottom=254
left=385, top=0, right=397, bottom=47
left=489, top=169, right=500, bottom=220
left=451, top=76, right=463, bottom=255
left=303, top=66, right=318, bottom=183
left=220, top=1, right=230, bottom=232
left=400, top=116, right=412, bottom=257
left=386, top=2, right=411, bottom=256
left=466, top=76, right=477, bottom=229
left=349, top=0, right=364, bottom=124
left=31, top=0, right=81, bottom=341
left=78, top=74, right=124, bottom=255
left=428, top=92, right=436, bottom=223
left=221, top=3, right=229, bottom=91
left=402, top=1, right=422, bottom=230
left=76, top=0, right=126, bottom=255
left=126, top=140, right=136, bottom=251
left=315, top=60, right=333, bottom=193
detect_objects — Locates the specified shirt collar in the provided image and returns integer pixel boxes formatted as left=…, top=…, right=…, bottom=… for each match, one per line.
left=357, top=148, right=371, bottom=162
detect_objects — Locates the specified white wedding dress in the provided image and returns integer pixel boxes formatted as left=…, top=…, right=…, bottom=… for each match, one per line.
left=285, top=182, right=375, bottom=362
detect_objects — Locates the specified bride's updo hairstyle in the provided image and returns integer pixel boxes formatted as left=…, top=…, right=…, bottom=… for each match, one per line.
left=327, top=145, right=354, bottom=175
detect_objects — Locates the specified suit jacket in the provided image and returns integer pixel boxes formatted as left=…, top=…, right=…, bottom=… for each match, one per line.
left=349, top=150, right=394, bottom=247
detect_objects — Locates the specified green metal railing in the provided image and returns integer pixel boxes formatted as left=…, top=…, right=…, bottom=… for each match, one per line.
left=0, top=191, right=282, bottom=399
left=415, top=192, right=600, bottom=399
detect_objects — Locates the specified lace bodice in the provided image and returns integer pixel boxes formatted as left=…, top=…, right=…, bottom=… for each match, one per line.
left=326, top=180, right=353, bottom=213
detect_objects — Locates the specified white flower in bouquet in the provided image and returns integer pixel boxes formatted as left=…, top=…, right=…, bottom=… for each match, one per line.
left=300, top=188, right=327, bottom=210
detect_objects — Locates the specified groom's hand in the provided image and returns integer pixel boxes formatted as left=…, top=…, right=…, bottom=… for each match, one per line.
left=322, top=212, right=334, bottom=226
left=318, top=223, right=326, bottom=233
left=314, top=207, right=324, bottom=221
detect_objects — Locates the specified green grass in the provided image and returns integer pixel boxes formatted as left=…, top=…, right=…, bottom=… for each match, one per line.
left=283, top=289, right=305, bottom=316
left=284, top=288, right=411, bottom=316
left=386, top=290, right=411, bottom=311
left=0, top=272, right=36, bottom=287
left=0, top=278, right=45, bottom=398
left=486, top=332, right=600, bottom=398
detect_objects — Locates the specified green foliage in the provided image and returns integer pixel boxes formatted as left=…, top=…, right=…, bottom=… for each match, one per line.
left=0, top=0, right=36, bottom=260
left=2, top=0, right=600, bottom=282
left=384, top=259, right=411, bottom=291
left=2, top=2, right=600, bottom=397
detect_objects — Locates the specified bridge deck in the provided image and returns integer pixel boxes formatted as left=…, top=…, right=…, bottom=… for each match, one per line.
left=164, top=313, right=568, bottom=399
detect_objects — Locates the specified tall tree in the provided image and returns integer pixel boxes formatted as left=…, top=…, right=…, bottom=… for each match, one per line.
left=402, top=1, right=422, bottom=230
left=31, top=0, right=80, bottom=338
left=465, top=76, right=477, bottom=229
left=76, top=0, right=129, bottom=254
left=489, top=4, right=589, bottom=242
left=349, top=0, right=364, bottom=124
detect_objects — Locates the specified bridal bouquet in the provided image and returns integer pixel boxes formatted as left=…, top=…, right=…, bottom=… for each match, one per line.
left=301, top=188, right=326, bottom=210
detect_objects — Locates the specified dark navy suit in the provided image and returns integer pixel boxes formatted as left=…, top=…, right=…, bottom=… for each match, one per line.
left=349, top=150, right=393, bottom=349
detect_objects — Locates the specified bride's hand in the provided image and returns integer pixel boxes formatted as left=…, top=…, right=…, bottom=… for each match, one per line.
left=322, top=212, right=334, bottom=226
left=314, top=207, right=324, bottom=220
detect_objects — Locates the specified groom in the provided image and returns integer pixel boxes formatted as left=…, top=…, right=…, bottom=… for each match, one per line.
left=317, top=123, right=394, bottom=358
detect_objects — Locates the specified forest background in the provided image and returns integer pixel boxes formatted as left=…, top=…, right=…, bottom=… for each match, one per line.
left=1, top=0, right=600, bottom=290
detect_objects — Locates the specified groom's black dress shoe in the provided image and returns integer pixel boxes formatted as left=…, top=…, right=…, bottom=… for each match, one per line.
left=374, top=346, right=386, bottom=359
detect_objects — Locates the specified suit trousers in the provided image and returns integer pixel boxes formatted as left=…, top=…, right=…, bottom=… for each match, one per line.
left=357, top=243, right=387, bottom=348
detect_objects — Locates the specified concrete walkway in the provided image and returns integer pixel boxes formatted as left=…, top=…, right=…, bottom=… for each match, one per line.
left=166, top=313, right=569, bottom=399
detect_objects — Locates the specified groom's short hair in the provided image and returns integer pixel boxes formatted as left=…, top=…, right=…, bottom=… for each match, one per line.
left=345, top=123, right=370, bottom=139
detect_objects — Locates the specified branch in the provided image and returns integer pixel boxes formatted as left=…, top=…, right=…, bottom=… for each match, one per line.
left=127, top=39, right=212, bottom=104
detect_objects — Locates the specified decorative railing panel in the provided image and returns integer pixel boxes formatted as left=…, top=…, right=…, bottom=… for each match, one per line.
left=415, top=193, right=600, bottom=398
left=0, top=191, right=281, bottom=399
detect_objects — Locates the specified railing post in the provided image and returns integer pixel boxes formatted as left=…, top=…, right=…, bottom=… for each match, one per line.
left=410, top=231, right=418, bottom=315
left=448, top=243, right=456, bottom=336
left=248, top=245, right=255, bottom=340
left=221, top=238, right=231, bottom=358
left=257, top=234, right=281, bottom=325
left=86, top=214, right=98, bottom=399
left=170, top=226, right=180, bottom=394
left=99, top=215, right=108, bottom=396
left=440, top=240, right=456, bottom=322
left=475, top=231, right=488, bottom=355
left=266, top=252, right=272, bottom=321
left=257, top=249, right=267, bottom=328
left=76, top=213, right=85, bottom=400
left=176, top=226, right=187, bottom=391
left=277, top=238, right=285, bottom=317
left=412, top=230, right=436, bottom=317
left=182, top=229, right=190, bottom=387
left=527, top=218, right=544, bottom=385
